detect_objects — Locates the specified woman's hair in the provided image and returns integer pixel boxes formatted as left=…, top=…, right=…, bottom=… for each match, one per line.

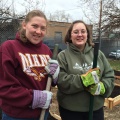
left=64, top=20, right=93, bottom=46
left=19, top=10, right=47, bottom=43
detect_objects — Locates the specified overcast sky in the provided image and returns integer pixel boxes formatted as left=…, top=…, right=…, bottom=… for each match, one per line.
left=1, top=0, right=102, bottom=24
left=44, top=0, right=85, bottom=20
left=10, top=0, right=89, bottom=23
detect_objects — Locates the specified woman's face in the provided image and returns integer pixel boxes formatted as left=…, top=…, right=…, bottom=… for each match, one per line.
left=71, top=22, right=88, bottom=50
left=22, top=16, right=47, bottom=44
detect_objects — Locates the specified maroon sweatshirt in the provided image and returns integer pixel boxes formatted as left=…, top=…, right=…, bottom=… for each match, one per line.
left=0, top=34, right=52, bottom=118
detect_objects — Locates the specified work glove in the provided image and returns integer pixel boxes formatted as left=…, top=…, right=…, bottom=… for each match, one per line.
left=81, top=68, right=100, bottom=87
left=32, top=90, right=53, bottom=109
left=87, top=82, right=105, bottom=95
left=45, top=59, right=60, bottom=84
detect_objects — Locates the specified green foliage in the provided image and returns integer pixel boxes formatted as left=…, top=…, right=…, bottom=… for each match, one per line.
left=108, top=59, right=120, bottom=70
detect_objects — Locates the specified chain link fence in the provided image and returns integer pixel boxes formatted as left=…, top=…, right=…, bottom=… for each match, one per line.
left=0, top=18, right=20, bottom=44
left=94, top=32, right=120, bottom=54
left=0, top=17, right=67, bottom=50
left=100, top=38, right=120, bottom=57
left=0, top=17, right=120, bottom=71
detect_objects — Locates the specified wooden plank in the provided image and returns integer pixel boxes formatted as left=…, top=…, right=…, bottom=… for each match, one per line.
left=104, top=98, right=109, bottom=108
left=105, top=95, right=120, bottom=110
left=108, top=98, right=114, bottom=110
left=113, top=95, right=120, bottom=107
left=50, top=111, right=61, bottom=120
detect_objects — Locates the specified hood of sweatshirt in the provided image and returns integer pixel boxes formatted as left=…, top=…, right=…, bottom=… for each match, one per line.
left=68, top=43, right=93, bottom=54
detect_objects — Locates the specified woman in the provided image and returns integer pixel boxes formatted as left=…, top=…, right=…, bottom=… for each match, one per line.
left=0, top=10, right=59, bottom=120
left=57, top=20, right=114, bottom=120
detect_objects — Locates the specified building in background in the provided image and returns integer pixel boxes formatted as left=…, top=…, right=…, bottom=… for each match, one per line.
left=44, top=20, right=93, bottom=50
left=0, top=18, right=93, bottom=51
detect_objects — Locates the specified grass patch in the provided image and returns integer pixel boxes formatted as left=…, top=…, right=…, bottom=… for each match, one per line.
left=108, top=59, right=120, bottom=70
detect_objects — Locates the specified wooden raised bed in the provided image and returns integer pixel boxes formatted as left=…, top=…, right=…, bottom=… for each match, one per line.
left=104, top=73, right=120, bottom=110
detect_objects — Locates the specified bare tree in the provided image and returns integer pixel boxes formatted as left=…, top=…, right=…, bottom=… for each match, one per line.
left=19, top=0, right=46, bottom=14
left=0, top=0, right=17, bottom=27
left=78, top=0, right=120, bottom=34
left=48, top=10, right=72, bottom=22
left=102, top=1, right=120, bottom=33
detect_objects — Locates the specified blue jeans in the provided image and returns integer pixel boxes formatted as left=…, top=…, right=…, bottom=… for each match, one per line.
left=2, top=111, right=49, bottom=120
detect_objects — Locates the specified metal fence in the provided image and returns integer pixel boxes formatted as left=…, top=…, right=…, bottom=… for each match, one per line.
left=0, top=17, right=67, bottom=50
left=0, top=17, right=120, bottom=70
left=0, top=18, right=19, bottom=44
left=101, top=39, right=120, bottom=57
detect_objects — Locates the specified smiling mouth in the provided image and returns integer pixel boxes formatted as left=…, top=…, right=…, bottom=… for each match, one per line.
left=33, top=36, right=41, bottom=40
left=77, top=39, right=83, bottom=41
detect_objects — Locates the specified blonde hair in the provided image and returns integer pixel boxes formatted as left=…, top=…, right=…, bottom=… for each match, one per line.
left=19, top=10, right=47, bottom=43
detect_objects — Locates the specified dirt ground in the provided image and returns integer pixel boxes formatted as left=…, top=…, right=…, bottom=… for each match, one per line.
left=49, top=78, right=120, bottom=120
